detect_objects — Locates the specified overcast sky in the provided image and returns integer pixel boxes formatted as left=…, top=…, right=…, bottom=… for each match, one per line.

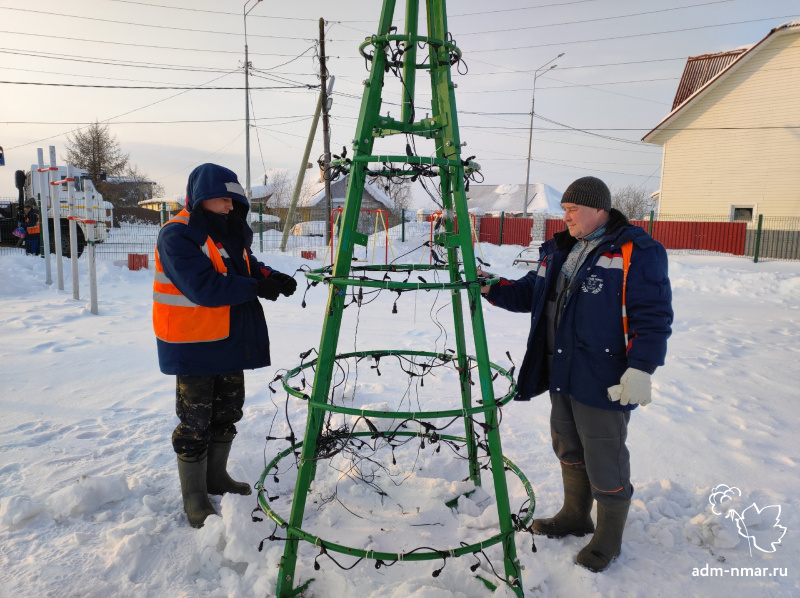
left=1, top=0, right=797, bottom=206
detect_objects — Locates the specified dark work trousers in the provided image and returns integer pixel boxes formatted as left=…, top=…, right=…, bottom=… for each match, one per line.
left=550, top=393, right=632, bottom=504
left=172, top=372, right=246, bottom=458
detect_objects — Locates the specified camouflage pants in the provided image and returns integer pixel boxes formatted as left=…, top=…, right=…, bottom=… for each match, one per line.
left=172, top=372, right=245, bottom=458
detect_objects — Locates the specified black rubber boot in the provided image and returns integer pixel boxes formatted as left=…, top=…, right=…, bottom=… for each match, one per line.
left=207, top=433, right=252, bottom=496
left=532, top=463, right=595, bottom=538
left=177, top=453, right=217, bottom=528
left=577, top=500, right=630, bottom=572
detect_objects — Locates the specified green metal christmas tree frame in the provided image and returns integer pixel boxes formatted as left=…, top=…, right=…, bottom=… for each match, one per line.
left=256, top=2, right=535, bottom=596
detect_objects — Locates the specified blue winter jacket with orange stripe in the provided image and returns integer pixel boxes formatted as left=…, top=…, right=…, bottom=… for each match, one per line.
left=484, top=209, right=673, bottom=411
left=155, top=196, right=274, bottom=376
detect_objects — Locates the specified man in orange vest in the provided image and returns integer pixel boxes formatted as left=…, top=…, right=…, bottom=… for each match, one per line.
left=153, top=163, right=297, bottom=528
left=23, top=199, right=40, bottom=256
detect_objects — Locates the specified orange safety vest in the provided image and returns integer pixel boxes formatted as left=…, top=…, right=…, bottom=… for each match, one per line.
left=26, top=213, right=40, bottom=235
left=152, top=209, right=250, bottom=343
left=620, top=241, right=633, bottom=353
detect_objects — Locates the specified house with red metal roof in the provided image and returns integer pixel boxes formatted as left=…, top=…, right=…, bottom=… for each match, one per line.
left=643, top=20, right=800, bottom=222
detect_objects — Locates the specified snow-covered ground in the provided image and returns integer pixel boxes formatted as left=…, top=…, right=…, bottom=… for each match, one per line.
left=1, top=238, right=798, bottom=598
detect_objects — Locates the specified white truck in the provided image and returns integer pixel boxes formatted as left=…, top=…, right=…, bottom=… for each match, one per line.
left=23, top=164, right=109, bottom=255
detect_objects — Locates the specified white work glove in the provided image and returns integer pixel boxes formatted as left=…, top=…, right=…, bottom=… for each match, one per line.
left=607, top=368, right=652, bottom=406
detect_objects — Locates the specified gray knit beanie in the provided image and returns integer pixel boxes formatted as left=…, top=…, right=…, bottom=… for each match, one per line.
left=561, top=176, right=611, bottom=211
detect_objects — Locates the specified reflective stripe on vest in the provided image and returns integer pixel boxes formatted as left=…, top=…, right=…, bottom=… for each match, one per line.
left=621, top=241, right=633, bottom=353
left=153, top=209, right=232, bottom=343
left=26, top=225, right=40, bottom=234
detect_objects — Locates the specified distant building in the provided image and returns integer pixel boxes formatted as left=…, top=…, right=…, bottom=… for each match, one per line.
left=105, top=176, right=158, bottom=207
left=643, top=20, right=800, bottom=221
left=138, top=197, right=183, bottom=213
left=466, top=182, right=563, bottom=217
left=250, top=167, right=396, bottom=227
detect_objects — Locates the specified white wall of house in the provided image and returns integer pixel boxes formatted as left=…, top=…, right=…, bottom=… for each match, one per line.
left=647, top=27, right=800, bottom=220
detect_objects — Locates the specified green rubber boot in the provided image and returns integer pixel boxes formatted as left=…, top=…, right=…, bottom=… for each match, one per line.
left=177, top=453, right=217, bottom=528
left=207, top=433, right=252, bottom=496
left=532, top=463, right=595, bottom=538
left=577, top=500, right=630, bottom=572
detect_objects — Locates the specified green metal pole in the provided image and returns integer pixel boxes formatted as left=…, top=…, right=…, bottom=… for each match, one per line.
left=161, top=202, right=168, bottom=226
left=401, top=208, right=405, bottom=242
left=275, top=3, right=397, bottom=596
left=428, top=2, right=521, bottom=592
left=753, top=213, right=763, bottom=263
left=402, top=0, right=419, bottom=124
left=426, top=0, right=482, bottom=487
left=648, top=210, right=654, bottom=236
left=499, top=211, right=505, bottom=247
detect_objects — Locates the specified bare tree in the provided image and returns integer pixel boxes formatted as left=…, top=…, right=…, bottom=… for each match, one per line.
left=63, top=121, right=129, bottom=188
left=370, top=177, right=412, bottom=220
left=611, top=184, right=658, bottom=220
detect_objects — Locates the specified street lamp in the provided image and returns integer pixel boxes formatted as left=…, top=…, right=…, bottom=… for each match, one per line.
left=522, top=52, right=564, bottom=219
left=244, top=0, right=263, bottom=201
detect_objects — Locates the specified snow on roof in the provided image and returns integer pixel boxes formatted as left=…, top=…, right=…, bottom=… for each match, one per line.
left=107, top=177, right=156, bottom=185
left=304, top=174, right=394, bottom=209
left=466, top=182, right=563, bottom=214
left=138, top=197, right=183, bottom=209
left=773, top=19, right=800, bottom=31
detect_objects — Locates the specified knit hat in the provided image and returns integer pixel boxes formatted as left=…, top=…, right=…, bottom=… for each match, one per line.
left=185, top=163, right=247, bottom=212
left=560, top=176, right=611, bottom=211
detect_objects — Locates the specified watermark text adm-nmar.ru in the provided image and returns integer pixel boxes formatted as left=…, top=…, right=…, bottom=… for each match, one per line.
left=692, top=564, right=789, bottom=577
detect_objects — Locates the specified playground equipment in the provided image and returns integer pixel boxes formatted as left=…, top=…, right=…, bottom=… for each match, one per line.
left=323, top=207, right=394, bottom=266
left=257, top=2, right=534, bottom=596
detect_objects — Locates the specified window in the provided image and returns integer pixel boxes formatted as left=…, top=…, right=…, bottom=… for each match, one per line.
left=731, top=206, right=754, bottom=222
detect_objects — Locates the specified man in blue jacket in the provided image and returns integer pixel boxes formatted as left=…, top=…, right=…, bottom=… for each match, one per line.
left=153, top=163, right=297, bottom=528
left=479, top=176, right=672, bottom=572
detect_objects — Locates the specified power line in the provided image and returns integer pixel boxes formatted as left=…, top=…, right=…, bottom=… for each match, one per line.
left=3, top=119, right=238, bottom=125
left=469, top=15, right=799, bottom=53
left=0, top=47, right=234, bottom=73
left=100, top=0, right=599, bottom=23
left=6, top=69, right=241, bottom=150
left=102, top=0, right=345, bottom=23
left=452, top=0, right=600, bottom=18
left=0, top=30, right=307, bottom=57
left=0, top=7, right=335, bottom=42
left=2, top=117, right=317, bottom=125
left=422, top=77, right=680, bottom=94
left=0, top=65, right=205, bottom=86
left=467, top=56, right=689, bottom=75
left=0, top=80, right=315, bottom=90
left=457, top=1, right=736, bottom=36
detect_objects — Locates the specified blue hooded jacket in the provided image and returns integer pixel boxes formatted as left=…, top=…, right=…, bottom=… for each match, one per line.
left=155, top=163, right=275, bottom=376
left=484, top=209, right=673, bottom=411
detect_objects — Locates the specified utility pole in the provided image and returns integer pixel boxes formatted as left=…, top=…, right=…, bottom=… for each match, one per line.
left=243, top=0, right=263, bottom=201
left=523, top=52, right=563, bottom=219
left=319, top=18, right=334, bottom=246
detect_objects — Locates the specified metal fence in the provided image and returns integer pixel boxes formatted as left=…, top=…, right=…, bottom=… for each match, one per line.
left=537, top=212, right=799, bottom=262
left=3, top=202, right=798, bottom=263
left=630, top=213, right=800, bottom=261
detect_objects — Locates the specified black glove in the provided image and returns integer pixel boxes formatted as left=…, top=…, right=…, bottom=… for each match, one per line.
left=256, top=278, right=282, bottom=301
left=270, top=271, right=298, bottom=297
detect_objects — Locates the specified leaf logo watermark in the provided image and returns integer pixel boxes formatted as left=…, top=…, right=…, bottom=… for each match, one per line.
left=709, top=484, right=788, bottom=556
